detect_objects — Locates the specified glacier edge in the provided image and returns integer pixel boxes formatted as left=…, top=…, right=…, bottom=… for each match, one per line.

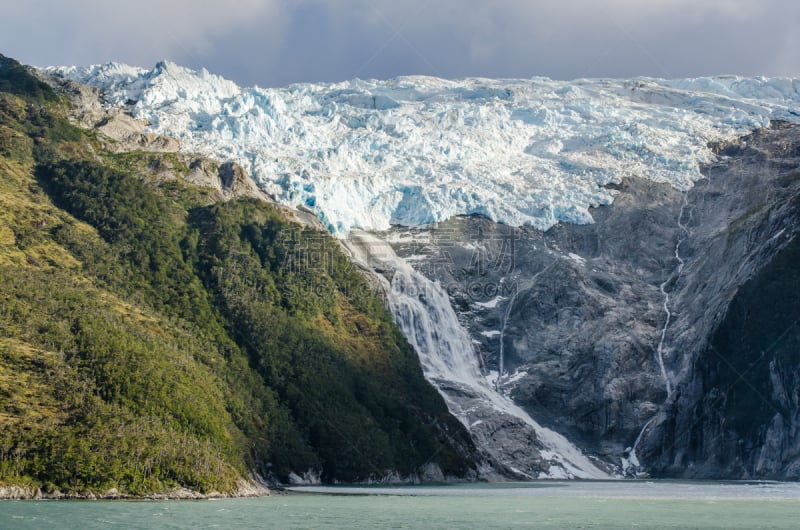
left=42, top=62, right=800, bottom=237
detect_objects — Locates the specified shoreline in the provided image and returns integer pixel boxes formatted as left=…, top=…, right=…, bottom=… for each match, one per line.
left=0, top=477, right=272, bottom=501
left=7, top=478, right=799, bottom=501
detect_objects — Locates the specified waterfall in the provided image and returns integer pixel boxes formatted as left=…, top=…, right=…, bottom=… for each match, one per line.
left=344, top=231, right=611, bottom=480
left=345, top=231, right=482, bottom=385
left=388, top=259, right=484, bottom=386
left=631, top=418, right=655, bottom=465
left=497, top=281, right=518, bottom=384
left=630, top=192, right=691, bottom=475
left=655, top=192, right=690, bottom=398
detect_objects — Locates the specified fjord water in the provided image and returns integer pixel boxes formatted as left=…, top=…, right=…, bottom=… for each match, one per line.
left=4, top=482, right=800, bottom=529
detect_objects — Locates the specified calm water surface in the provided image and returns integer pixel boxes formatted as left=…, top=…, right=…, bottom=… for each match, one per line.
left=2, top=481, right=800, bottom=529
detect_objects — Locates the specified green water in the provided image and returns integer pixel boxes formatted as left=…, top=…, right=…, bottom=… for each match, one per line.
left=2, top=482, right=799, bottom=529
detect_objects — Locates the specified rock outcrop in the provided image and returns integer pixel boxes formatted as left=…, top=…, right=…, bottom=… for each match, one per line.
left=385, top=122, right=800, bottom=478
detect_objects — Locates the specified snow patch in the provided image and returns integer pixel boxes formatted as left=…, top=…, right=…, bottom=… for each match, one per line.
left=474, top=296, right=504, bottom=309
left=567, top=252, right=586, bottom=265
left=501, top=370, right=529, bottom=386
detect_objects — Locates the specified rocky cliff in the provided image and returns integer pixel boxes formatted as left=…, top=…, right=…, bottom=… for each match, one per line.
left=386, top=122, right=800, bottom=478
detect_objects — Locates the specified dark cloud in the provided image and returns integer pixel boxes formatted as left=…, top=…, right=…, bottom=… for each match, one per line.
left=2, top=0, right=797, bottom=87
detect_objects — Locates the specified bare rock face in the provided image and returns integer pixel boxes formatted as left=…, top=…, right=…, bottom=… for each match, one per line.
left=0, top=485, right=37, bottom=499
left=180, top=158, right=273, bottom=202
left=385, top=122, right=800, bottom=479
left=217, top=161, right=268, bottom=199
left=50, top=78, right=179, bottom=153
left=651, top=175, right=800, bottom=479
left=90, top=107, right=181, bottom=153
left=99, top=121, right=181, bottom=153
left=40, top=74, right=279, bottom=208
left=232, top=475, right=271, bottom=497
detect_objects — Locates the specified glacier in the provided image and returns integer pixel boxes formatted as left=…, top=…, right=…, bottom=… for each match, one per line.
left=45, top=62, right=800, bottom=237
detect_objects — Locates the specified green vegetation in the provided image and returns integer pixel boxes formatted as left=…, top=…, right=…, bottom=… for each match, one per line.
left=0, top=55, right=475, bottom=495
left=0, top=55, right=58, bottom=105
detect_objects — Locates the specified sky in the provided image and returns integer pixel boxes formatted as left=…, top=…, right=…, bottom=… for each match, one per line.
left=2, top=0, right=798, bottom=88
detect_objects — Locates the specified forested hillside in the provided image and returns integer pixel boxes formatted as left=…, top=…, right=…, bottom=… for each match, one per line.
left=0, top=54, right=476, bottom=496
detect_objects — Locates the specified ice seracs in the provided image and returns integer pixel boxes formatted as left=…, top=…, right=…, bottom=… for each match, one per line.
left=45, top=63, right=800, bottom=237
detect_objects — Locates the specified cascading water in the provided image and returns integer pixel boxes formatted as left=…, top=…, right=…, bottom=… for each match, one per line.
left=387, top=260, right=483, bottom=387
left=655, top=192, right=690, bottom=398
left=623, top=418, right=656, bottom=477
left=497, top=280, right=518, bottom=385
left=344, top=231, right=611, bottom=480
left=626, top=192, right=692, bottom=476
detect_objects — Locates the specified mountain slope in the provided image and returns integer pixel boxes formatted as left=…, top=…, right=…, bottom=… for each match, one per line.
left=384, top=122, right=800, bottom=479
left=0, top=54, right=477, bottom=496
left=649, top=127, right=800, bottom=479
left=42, top=57, right=800, bottom=480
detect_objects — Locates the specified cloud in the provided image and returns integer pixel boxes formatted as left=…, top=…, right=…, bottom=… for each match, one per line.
left=268, top=0, right=794, bottom=81
left=2, top=0, right=284, bottom=66
left=2, top=0, right=798, bottom=86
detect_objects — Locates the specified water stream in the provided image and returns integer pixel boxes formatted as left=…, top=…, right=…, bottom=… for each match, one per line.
left=629, top=192, right=692, bottom=475
left=497, top=280, right=518, bottom=385
left=655, top=192, right=690, bottom=398
left=343, top=231, right=610, bottom=479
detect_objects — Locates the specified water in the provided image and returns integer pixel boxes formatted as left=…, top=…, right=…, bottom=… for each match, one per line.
left=497, top=279, right=518, bottom=382
left=654, top=190, right=690, bottom=399
left=343, top=232, right=609, bottom=479
left=3, top=482, right=800, bottom=529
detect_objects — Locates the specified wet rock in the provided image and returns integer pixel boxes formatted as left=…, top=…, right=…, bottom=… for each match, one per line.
left=386, top=122, right=800, bottom=479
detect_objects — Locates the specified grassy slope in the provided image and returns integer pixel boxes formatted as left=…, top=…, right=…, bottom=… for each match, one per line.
left=0, top=55, right=475, bottom=495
